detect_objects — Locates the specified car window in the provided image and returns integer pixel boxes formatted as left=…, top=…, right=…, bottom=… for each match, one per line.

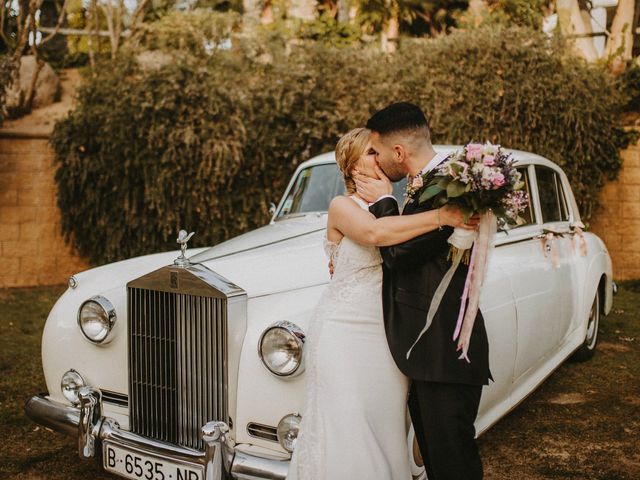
left=535, top=166, right=569, bottom=223
left=277, top=163, right=407, bottom=218
left=278, top=164, right=344, bottom=217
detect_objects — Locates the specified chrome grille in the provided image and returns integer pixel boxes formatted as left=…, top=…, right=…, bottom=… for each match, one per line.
left=102, top=390, right=128, bottom=408
left=128, top=287, right=228, bottom=450
left=247, top=423, right=278, bottom=442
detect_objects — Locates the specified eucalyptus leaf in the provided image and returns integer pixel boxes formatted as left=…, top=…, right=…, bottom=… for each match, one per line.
left=446, top=181, right=467, bottom=198
left=420, top=184, right=444, bottom=202
left=436, top=178, right=450, bottom=189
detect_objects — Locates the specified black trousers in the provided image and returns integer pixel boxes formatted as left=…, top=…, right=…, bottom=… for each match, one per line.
left=408, top=380, right=484, bottom=480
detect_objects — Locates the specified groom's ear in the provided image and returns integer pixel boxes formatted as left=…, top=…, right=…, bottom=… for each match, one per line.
left=392, top=144, right=407, bottom=165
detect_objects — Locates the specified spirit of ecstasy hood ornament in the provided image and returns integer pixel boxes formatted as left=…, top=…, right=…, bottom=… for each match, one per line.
left=174, top=229, right=195, bottom=267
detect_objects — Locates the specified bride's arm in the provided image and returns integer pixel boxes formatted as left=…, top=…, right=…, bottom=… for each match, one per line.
left=327, top=196, right=472, bottom=247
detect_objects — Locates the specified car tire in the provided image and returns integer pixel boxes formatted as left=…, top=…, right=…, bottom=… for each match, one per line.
left=570, top=289, right=600, bottom=362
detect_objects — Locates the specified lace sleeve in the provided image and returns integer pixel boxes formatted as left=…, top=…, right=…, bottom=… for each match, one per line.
left=323, top=235, right=340, bottom=263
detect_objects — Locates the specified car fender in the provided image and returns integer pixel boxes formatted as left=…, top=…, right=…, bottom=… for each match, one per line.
left=580, top=233, right=613, bottom=341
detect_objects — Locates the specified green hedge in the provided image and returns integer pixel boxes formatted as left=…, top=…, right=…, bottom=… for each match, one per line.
left=51, top=20, right=637, bottom=265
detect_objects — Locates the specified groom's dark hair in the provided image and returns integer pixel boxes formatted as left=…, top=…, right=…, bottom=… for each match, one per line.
left=366, top=102, right=431, bottom=143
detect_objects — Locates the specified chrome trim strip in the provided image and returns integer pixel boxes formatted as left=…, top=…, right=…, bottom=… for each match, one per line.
left=249, top=282, right=328, bottom=299
left=495, top=235, right=544, bottom=248
left=189, top=228, right=325, bottom=265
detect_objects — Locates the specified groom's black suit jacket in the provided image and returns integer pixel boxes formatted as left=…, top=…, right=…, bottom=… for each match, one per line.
left=370, top=195, right=491, bottom=386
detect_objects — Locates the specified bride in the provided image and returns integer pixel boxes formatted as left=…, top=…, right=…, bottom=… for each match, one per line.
left=286, top=127, right=476, bottom=480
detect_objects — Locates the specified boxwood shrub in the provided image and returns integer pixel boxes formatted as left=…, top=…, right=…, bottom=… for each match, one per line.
left=51, top=22, right=637, bottom=265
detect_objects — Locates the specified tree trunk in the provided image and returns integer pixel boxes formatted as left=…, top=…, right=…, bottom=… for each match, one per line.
left=382, top=13, right=399, bottom=53
left=605, top=0, right=635, bottom=70
left=337, top=0, right=350, bottom=23
left=261, top=2, right=273, bottom=25
left=39, top=0, right=68, bottom=63
left=556, top=0, right=598, bottom=62
left=87, top=0, right=97, bottom=73
left=23, top=56, right=44, bottom=112
left=287, top=0, right=316, bottom=20
left=243, top=0, right=262, bottom=27
left=467, top=0, right=487, bottom=27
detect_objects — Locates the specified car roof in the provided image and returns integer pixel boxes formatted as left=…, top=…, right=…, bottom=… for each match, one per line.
left=299, top=145, right=560, bottom=171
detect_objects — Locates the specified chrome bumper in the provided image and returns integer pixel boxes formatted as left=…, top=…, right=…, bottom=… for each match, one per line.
left=25, top=391, right=289, bottom=480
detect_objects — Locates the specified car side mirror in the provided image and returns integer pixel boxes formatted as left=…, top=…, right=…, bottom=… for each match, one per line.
left=269, top=202, right=277, bottom=216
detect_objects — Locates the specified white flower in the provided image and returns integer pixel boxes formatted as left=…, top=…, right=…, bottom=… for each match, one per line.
left=471, top=162, right=484, bottom=174
left=482, top=142, right=499, bottom=156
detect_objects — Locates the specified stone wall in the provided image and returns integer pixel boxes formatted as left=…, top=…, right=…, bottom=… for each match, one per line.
left=590, top=128, right=640, bottom=281
left=0, top=132, right=88, bottom=288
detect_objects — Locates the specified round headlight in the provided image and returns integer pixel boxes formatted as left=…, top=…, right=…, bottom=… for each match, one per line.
left=61, top=369, right=85, bottom=405
left=258, top=321, right=305, bottom=377
left=277, top=413, right=301, bottom=453
left=78, top=296, right=117, bottom=344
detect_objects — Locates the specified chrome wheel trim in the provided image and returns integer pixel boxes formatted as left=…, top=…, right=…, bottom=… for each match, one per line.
left=585, top=292, right=599, bottom=350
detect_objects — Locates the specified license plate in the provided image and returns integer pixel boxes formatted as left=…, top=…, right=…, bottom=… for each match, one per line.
left=103, top=441, right=204, bottom=480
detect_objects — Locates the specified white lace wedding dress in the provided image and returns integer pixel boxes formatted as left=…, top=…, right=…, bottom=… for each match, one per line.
left=287, top=196, right=411, bottom=480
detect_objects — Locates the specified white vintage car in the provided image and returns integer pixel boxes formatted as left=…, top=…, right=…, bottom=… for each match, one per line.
left=26, top=146, right=614, bottom=480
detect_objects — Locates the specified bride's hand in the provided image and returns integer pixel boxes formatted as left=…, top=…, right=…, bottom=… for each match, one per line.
left=440, top=206, right=480, bottom=230
left=354, top=165, right=392, bottom=204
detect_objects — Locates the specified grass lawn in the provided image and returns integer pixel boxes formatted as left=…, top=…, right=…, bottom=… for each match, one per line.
left=0, top=283, right=638, bottom=480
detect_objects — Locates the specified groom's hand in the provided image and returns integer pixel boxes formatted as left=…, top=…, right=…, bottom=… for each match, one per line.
left=440, top=206, right=480, bottom=230
left=354, top=165, right=392, bottom=204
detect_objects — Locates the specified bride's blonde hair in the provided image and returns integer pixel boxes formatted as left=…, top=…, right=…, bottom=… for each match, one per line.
left=335, top=127, right=371, bottom=195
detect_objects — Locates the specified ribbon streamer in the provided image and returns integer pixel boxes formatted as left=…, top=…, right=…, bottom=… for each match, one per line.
left=453, top=244, right=476, bottom=341
left=406, top=213, right=497, bottom=362
left=406, top=247, right=466, bottom=360
left=454, top=212, right=497, bottom=362
left=541, top=232, right=560, bottom=268
left=573, top=226, right=587, bottom=257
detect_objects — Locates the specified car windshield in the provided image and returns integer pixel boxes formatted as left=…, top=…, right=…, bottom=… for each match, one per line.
left=276, top=163, right=407, bottom=219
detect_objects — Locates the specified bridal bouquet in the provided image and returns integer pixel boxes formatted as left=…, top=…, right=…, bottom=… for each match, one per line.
left=420, top=142, right=528, bottom=256
left=407, top=142, right=528, bottom=364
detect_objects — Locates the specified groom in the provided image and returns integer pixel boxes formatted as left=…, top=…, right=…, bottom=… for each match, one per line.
left=356, top=102, right=491, bottom=480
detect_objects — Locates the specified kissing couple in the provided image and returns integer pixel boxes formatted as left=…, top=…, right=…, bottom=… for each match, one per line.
left=287, top=102, right=492, bottom=480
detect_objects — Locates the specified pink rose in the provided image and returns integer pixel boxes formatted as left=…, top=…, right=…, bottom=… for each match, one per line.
left=466, top=143, right=483, bottom=161
left=483, top=155, right=495, bottom=166
left=412, top=176, right=424, bottom=189
left=492, top=172, right=505, bottom=187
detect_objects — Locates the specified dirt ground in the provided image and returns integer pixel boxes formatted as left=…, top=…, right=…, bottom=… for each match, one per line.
left=0, top=283, right=638, bottom=480
left=478, top=282, right=640, bottom=480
